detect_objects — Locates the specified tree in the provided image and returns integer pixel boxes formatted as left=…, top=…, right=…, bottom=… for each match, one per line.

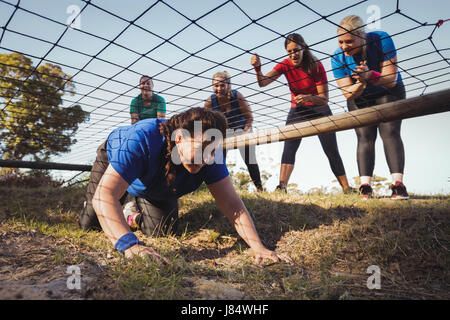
left=229, top=162, right=272, bottom=192
left=232, top=169, right=252, bottom=191
left=0, top=52, right=89, bottom=161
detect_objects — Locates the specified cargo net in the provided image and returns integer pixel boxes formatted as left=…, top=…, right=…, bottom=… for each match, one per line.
left=0, top=0, right=448, bottom=165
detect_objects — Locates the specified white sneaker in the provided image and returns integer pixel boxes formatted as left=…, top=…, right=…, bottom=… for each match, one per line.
left=123, top=201, right=140, bottom=229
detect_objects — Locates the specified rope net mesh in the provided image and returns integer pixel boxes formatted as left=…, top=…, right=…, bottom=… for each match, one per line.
left=0, top=0, right=449, bottom=166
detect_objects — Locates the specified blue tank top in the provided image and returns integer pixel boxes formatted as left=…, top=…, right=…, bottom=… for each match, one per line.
left=211, top=89, right=246, bottom=130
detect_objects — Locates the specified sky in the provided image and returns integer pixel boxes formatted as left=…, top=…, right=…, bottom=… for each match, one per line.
left=0, top=0, right=449, bottom=195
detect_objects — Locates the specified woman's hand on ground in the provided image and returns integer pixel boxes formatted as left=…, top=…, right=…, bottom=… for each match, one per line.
left=253, top=247, right=294, bottom=266
left=124, top=244, right=169, bottom=265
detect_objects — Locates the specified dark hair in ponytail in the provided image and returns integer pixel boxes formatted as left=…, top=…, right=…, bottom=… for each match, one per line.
left=159, top=107, right=227, bottom=192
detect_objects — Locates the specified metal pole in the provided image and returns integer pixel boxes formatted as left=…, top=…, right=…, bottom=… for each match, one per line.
left=0, top=159, right=92, bottom=171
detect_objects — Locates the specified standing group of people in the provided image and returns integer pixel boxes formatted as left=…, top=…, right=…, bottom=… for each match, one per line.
left=79, top=15, right=410, bottom=263
left=250, top=15, right=408, bottom=200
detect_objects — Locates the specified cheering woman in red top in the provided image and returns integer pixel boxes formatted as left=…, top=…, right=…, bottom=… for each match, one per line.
left=251, top=33, right=351, bottom=193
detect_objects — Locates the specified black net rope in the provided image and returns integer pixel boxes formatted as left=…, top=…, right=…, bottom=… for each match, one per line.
left=0, top=0, right=448, bottom=166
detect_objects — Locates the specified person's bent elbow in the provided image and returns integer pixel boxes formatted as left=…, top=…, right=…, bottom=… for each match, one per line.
left=257, top=79, right=267, bottom=88
left=383, top=74, right=398, bottom=88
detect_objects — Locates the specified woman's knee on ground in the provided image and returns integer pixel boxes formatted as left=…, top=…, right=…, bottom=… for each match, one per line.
left=136, top=197, right=179, bottom=236
left=78, top=203, right=101, bottom=231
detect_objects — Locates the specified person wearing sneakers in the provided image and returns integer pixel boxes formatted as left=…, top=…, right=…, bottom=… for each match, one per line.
left=78, top=107, right=293, bottom=265
left=204, top=71, right=264, bottom=192
left=331, top=15, right=409, bottom=200
left=130, top=75, right=166, bottom=124
left=251, top=33, right=352, bottom=193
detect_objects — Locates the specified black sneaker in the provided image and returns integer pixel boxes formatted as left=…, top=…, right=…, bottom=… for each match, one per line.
left=255, top=182, right=265, bottom=193
left=275, top=184, right=287, bottom=193
left=359, top=184, right=372, bottom=200
left=391, top=181, right=409, bottom=200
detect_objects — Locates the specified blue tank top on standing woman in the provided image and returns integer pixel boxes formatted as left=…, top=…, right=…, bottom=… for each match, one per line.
left=210, top=89, right=246, bottom=130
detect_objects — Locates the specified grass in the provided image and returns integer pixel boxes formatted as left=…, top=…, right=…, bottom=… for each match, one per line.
left=0, top=184, right=449, bottom=300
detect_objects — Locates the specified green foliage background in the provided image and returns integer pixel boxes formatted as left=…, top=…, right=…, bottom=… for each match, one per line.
left=0, top=52, right=89, bottom=161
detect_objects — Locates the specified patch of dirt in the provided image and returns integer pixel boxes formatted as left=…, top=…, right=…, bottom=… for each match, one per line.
left=184, top=276, right=249, bottom=299
left=181, top=229, right=240, bottom=263
left=0, top=229, right=112, bottom=300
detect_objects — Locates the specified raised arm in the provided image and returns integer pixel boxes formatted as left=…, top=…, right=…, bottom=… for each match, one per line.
left=251, top=53, right=282, bottom=87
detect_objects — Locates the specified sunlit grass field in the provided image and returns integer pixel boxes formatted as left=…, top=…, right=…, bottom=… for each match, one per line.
left=0, top=182, right=449, bottom=300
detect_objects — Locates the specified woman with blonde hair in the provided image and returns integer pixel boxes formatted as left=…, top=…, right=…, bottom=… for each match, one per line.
left=331, top=15, right=408, bottom=200
left=204, top=71, right=264, bottom=192
left=251, top=33, right=351, bottom=193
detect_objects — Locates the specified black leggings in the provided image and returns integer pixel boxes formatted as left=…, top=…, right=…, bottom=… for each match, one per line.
left=224, top=136, right=262, bottom=188
left=347, top=84, right=406, bottom=176
left=281, top=104, right=346, bottom=177
left=78, top=141, right=179, bottom=236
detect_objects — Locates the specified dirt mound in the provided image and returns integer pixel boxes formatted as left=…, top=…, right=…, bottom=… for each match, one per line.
left=0, top=229, right=109, bottom=299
